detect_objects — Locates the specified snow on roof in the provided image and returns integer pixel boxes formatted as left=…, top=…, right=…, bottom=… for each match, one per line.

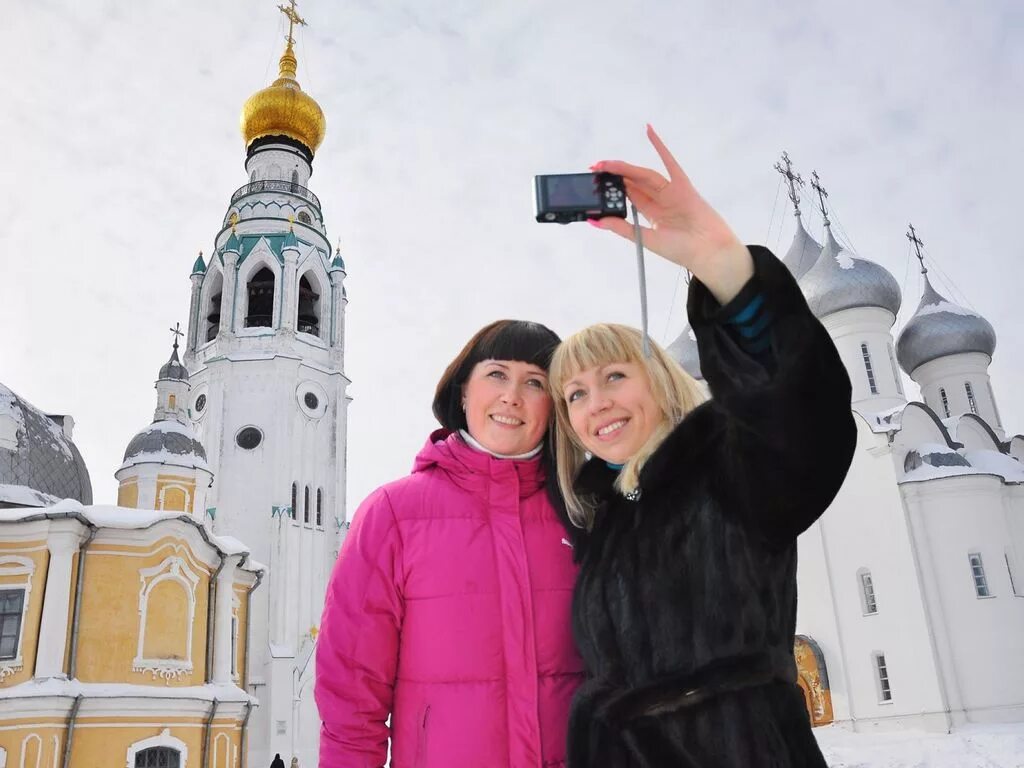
left=0, top=677, right=254, bottom=703
left=901, top=445, right=1024, bottom=484
left=0, top=501, right=264, bottom=572
left=915, top=298, right=981, bottom=318
left=0, top=483, right=60, bottom=507
left=854, top=403, right=905, bottom=433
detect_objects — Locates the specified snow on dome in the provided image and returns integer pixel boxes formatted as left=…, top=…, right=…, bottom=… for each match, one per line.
left=895, top=275, right=997, bottom=375
left=0, top=382, right=92, bottom=506
left=120, top=419, right=209, bottom=472
left=665, top=324, right=702, bottom=380
left=782, top=218, right=823, bottom=281
left=799, top=228, right=902, bottom=319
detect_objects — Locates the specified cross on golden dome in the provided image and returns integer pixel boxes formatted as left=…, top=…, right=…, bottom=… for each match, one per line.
left=278, top=0, right=307, bottom=48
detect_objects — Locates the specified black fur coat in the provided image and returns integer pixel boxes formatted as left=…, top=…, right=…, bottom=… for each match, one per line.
left=567, top=247, right=857, bottom=767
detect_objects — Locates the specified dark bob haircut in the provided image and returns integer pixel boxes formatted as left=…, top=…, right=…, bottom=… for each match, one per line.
left=432, top=319, right=561, bottom=432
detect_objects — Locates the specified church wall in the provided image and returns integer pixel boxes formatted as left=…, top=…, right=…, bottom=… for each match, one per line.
left=1006, top=485, right=1024, bottom=591
left=914, top=353, right=1000, bottom=434
left=0, top=725, right=63, bottom=768
left=905, top=476, right=1024, bottom=722
left=75, top=537, right=212, bottom=686
left=117, top=478, right=139, bottom=508
left=155, top=473, right=198, bottom=513
left=0, top=541, right=49, bottom=686
left=798, top=417, right=949, bottom=732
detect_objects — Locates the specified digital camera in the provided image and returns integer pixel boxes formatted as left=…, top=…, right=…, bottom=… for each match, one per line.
left=533, top=172, right=628, bottom=224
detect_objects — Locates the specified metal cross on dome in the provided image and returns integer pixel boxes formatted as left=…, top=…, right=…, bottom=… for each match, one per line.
left=278, top=0, right=307, bottom=46
left=907, top=223, right=927, bottom=275
left=169, top=322, right=184, bottom=352
left=774, top=151, right=804, bottom=218
left=810, top=171, right=831, bottom=228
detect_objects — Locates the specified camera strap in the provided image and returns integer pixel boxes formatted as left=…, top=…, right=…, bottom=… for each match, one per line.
left=631, top=202, right=651, bottom=357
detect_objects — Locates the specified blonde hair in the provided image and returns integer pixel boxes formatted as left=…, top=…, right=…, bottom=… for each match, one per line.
left=549, top=323, right=706, bottom=529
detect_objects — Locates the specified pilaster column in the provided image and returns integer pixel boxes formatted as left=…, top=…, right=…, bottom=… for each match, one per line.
left=219, top=251, right=239, bottom=337
left=213, top=554, right=242, bottom=684
left=186, top=273, right=204, bottom=353
left=35, top=521, right=86, bottom=678
left=281, top=245, right=299, bottom=333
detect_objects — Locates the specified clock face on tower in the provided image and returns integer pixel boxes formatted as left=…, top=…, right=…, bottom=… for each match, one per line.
left=195, top=394, right=207, bottom=412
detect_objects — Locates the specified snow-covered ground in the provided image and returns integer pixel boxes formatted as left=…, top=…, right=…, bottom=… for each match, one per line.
left=814, top=723, right=1024, bottom=767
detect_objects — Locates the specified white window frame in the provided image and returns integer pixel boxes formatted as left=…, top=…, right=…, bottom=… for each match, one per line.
left=965, top=381, right=978, bottom=414
left=858, top=569, right=878, bottom=615
left=133, top=557, right=200, bottom=682
left=873, top=652, right=893, bottom=703
left=939, top=387, right=951, bottom=418
left=861, top=343, right=878, bottom=395
left=968, top=552, right=991, bottom=598
left=0, top=556, right=35, bottom=680
left=126, top=729, right=188, bottom=768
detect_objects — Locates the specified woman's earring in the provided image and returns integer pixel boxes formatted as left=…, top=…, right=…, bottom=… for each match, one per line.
left=461, top=401, right=466, bottom=412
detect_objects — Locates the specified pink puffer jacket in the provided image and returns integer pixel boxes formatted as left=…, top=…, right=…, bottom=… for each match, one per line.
left=316, top=430, right=583, bottom=768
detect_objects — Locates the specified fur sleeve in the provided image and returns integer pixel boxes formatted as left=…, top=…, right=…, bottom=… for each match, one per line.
left=687, top=246, right=857, bottom=547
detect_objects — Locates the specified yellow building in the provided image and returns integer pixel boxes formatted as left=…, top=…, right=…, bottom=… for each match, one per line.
left=0, top=341, right=265, bottom=768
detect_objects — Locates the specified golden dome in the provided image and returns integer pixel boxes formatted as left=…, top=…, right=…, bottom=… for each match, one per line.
left=240, top=40, right=326, bottom=154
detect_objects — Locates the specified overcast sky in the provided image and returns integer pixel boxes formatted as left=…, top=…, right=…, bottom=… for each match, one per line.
left=2, top=0, right=1021, bottom=514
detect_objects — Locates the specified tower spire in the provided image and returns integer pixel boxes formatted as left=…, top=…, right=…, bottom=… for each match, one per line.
left=169, top=322, right=184, bottom=354
left=774, top=151, right=804, bottom=218
left=907, top=223, right=927, bottom=275
left=810, top=171, right=830, bottom=228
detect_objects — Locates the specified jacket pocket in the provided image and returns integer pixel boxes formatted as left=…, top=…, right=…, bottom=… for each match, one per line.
left=414, top=704, right=431, bottom=768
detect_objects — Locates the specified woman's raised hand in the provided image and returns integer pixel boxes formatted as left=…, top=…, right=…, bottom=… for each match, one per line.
left=590, top=125, right=754, bottom=304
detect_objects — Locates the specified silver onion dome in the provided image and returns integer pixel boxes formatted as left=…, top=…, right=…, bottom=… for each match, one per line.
left=666, top=325, right=703, bottom=380
left=895, top=276, right=996, bottom=375
left=120, top=420, right=209, bottom=473
left=799, top=228, right=902, bottom=319
left=782, top=218, right=823, bottom=281
left=1, top=383, right=93, bottom=506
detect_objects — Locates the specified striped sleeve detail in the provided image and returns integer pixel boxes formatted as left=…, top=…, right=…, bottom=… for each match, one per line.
left=726, top=292, right=774, bottom=357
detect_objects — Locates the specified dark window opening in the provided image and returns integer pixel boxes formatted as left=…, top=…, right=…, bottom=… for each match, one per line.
left=297, top=274, right=321, bottom=337
left=304, top=392, right=319, bottom=410
left=297, top=210, right=312, bottom=225
left=236, top=427, right=263, bottom=450
left=195, top=394, right=207, bottom=413
left=245, top=267, right=275, bottom=328
left=290, top=482, right=297, bottom=520
left=205, top=279, right=223, bottom=342
left=135, top=747, right=181, bottom=768
left=0, top=589, right=25, bottom=660
left=304, top=486, right=311, bottom=524
left=316, top=488, right=323, bottom=528
left=291, top=169, right=299, bottom=191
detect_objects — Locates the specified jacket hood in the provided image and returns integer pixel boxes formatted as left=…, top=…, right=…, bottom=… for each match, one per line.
left=413, top=429, right=546, bottom=499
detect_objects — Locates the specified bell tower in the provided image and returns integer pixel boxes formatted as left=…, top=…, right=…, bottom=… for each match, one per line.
left=181, top=4, right=347, bottom=764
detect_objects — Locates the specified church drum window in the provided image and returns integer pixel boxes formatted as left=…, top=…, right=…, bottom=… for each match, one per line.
left=874, top=653, right=892, bottom=702
left=235, top=426, right=263, bottom=450
left=304, top=485, right=311, bottom=525
left=860, top=343, right=878, bottom=395
left=887, top=344, right=904, bottom=396
left=859, top=571, right=878, bottom=615
left=297, top=210, right=312, bottom=225
left=939, top=387, right=951, bottom=418
left=965, top=382, right=978, bottom=415
left=316, top=488, right=323, bottom=528
left=291, top=482, right=297, bottom=521
left=969, top=552, right=991, bottom=597
left=244, top=267, right=275, bottom=328
left=135, top=747, right=181, bottom=768
left=297, top=274, right=321, bottom=337
left=291, top=169, right=300, bottom=192
left=0, top=589, right=25, bottom=660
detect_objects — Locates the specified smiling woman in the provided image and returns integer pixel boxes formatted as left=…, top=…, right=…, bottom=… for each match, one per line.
left=315, top=319, right=584, bottom=768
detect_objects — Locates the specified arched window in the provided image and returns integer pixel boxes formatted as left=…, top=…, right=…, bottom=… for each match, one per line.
left=304, top=485, right=311, bottom=524
left=297, top=273, right=321, bottom=337
left=135, top=747, right=182, bottom=767
left=297, top=210, right=312, bottom=225
left=290, top=482, right=297, bottom=520
left=939, top=387, right=950, bottom=418
left=316, top=488, right=323, bottom=528
left=873, top=652, right=892, bottom=702
left=291, top=168, right=300, bottom=191
left=245, top=267, right=275, bottom=328
left=204, top=271, right=224, bottom=342
left=965, top=382, right=978, bottom=414
left=860, top=343, right=878, bottom=395
left=250, top=169, right=257, bottom=183
left=857, top=569, right=878, bottom=615
left=887, top=345, right=904, bottom=396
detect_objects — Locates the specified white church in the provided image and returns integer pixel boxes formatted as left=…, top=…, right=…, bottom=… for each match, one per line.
left=669, top=156, right=1024, bottom=733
